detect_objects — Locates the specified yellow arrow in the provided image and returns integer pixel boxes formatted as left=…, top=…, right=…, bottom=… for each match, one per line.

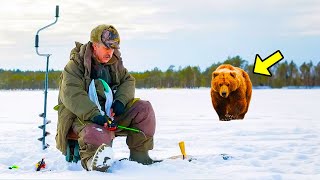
left=253, top=50, right=284, bottom=76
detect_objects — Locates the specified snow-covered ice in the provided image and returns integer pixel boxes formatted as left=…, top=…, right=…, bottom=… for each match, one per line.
left=0, top=89, right=319, bottom=179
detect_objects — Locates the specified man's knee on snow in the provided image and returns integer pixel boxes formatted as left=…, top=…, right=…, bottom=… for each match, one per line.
left=80, top=123, right=114, bottom=147
left=132, top=100, right=156, bottom=137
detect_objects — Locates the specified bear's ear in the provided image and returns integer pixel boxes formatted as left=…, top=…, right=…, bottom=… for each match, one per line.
left=213, top=72, right=219, bottom=78
left=230, top=72, right=236, bottom=78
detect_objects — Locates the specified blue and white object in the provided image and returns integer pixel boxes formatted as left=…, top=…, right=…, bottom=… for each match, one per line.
left=88, top=79, right=113, bottom=118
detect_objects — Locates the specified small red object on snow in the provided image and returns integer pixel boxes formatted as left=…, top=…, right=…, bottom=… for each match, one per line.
left=36, top=158, right=46, bottom=171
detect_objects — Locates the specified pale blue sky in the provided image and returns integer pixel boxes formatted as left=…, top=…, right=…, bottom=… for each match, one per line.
left=0, top=0, right=319, bottom=72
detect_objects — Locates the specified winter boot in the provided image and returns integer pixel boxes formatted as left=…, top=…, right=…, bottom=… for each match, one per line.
left=129, top=150, right=162, bottom=165
left=89, top=144, right=114, bottom=172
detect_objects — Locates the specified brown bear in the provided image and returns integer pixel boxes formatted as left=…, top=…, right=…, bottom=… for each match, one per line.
left=210, top=64, right=252, bottom=121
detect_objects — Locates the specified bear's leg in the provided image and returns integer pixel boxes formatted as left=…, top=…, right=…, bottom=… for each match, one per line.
left=237, top=113, right=246, bottom=119
left=216, top=104, right=229, bottom=121
left=227, top=100, right=246, bottom=120
left=211, top=92, right=229, bottom=121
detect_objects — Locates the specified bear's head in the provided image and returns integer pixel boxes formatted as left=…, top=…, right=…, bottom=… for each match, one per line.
left=211, top=70, right=240, bottom=98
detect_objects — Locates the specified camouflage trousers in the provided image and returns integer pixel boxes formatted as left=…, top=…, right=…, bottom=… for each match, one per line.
left=72, top=100, right=156, bottom=170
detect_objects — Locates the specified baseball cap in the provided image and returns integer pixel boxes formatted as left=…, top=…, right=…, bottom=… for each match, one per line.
left=90, top=24, right=120, bottom=49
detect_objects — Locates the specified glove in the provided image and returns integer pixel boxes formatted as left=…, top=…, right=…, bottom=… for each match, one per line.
left=92, top=115, right=108, bottom=126
left=112, top=100, right=125, bottom=116
left=92, top=115, right=118, bottom=131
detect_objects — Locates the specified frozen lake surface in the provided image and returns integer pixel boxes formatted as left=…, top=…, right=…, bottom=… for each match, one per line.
left=0, top=89, right=319, bottom=179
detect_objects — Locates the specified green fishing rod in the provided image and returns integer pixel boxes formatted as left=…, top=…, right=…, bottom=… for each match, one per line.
left=117, top=125, right=140, bottom=133
left=106, top=119, right=141, bottom=133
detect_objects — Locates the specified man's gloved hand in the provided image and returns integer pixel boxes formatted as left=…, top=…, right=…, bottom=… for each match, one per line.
left=92, top=115, right=118, bottom=131
left=112, top=100, right=125, bottom=116
left=92, top=115, right=108, bottom=126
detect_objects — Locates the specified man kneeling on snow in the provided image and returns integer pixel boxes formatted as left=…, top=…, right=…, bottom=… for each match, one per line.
left=55, top=24, right=160, bottom=172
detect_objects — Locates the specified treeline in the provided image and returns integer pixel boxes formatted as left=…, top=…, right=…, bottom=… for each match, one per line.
left=0, top=56, right=319, bottom=89
left=132, top=56, right=320, bottom=88
left=0, top=69, right=61, bottom=90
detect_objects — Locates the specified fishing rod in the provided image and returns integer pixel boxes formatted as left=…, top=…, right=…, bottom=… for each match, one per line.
left=106, top=119, right=141, bottom=133
left=35, top=5, right=59, bottom=150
